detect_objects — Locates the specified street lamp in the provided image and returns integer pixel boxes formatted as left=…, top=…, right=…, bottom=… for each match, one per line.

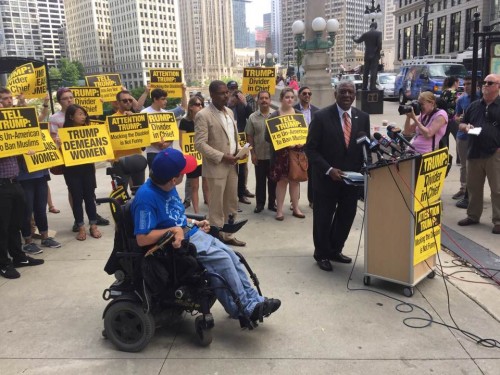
left=264, top=52, right=279, bottom=67
left=363, top=0, right=383, bottom=23
left=292, top=17, right=340, bottom=79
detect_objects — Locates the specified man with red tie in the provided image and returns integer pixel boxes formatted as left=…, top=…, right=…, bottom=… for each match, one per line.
left=305, top=81, right=371, bottom=271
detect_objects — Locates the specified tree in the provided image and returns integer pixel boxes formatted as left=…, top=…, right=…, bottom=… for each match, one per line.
left=72, top=60, right=86, bottom=80
left=59, top=58, right=79, bottom=86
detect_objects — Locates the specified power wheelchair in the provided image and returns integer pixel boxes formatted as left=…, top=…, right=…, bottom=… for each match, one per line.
left=96, top=195, right=262, bottom=352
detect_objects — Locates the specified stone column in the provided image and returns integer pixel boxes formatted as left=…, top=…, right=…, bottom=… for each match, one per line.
left=300, top=0, right=335, bottom=109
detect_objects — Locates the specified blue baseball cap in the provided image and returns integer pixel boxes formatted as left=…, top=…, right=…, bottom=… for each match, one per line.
left=152, top=149, right=197, bottom=182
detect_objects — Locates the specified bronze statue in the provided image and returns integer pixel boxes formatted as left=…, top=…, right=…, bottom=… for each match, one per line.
left=352, top=22, right=382, bottom=91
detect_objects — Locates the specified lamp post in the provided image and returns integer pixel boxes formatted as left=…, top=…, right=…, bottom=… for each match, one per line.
left=363, top=0, right=383, bottom=23
left=264, top=52, right=279, bottom=67
left=291, top=2, right=340, bottom=108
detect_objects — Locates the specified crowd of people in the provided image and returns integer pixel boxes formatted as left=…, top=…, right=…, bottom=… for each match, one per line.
left=1, top=72, right=499, bottom=289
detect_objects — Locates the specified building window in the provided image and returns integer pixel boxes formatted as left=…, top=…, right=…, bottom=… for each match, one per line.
left=449, top=12, right=461, bottom=52
left=413, top=24, right=421, bottom=57
left=464, top=7, right=477, bottom=49
left=403, top=27, right=411, bottom=59
left=436, top=16, right=446, bottom=54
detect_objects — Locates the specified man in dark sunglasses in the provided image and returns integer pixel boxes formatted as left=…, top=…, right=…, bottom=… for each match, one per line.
left=457, top=74, right=500, bottom=234
left=294, top=86, right=319, bottom=208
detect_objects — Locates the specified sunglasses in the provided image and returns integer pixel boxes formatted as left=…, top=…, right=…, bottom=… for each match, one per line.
left=301, top=92, right=312, bottom=96
left=482, top=81, right=499, bottom=86
left=120, top=98, right=134, bottom=103
left=192, top=102, right=203, bottom=107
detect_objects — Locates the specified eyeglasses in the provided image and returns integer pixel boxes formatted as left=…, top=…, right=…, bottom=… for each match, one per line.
left=482, top=81, right=499, bottom=86
left=60, top=96, right=74, bottom=101
left=192, top=102, right=203, bottom=107
left=120, top=99, right=134, bottom=103
left=301, top=92, right=312, bottom=96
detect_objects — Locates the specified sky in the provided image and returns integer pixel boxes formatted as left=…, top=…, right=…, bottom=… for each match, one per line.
left=245, top=0, right=271, bottom=30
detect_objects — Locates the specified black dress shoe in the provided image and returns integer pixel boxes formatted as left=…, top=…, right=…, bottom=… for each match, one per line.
left=250, top=298, right=281, bottom=322
left=268, top=205, right=277, bottom=212
left=244, top=190, right=255, bottom=198
left=316, top=259, right=333, bottom=271
left=238, top=196, right=251, bottom=204
left=96, top=214, right=110, bottom=226
left=254, top=205, right=264, bottom=213
left=329, top=253, right=352, bottom=263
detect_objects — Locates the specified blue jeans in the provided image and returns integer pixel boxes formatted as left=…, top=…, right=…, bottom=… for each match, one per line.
left=190, top=230, right=264, bottom=318
left=20, top=177, right=49, bottom=238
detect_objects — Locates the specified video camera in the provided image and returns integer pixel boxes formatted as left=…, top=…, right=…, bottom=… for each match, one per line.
left=398, top=100, right=421, bottom=116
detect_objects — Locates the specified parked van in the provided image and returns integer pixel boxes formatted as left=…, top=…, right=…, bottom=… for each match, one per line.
left=395, top=55, right=468, bottom=104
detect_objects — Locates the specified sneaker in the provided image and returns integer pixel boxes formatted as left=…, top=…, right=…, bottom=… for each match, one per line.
left=456, top=198, right=469, bottom=209
left=13, top=256, right=44, bottom=268
left=41, top=237, right=61, bottom=248
left=0, top=264, right=20, bottom=279
left=96, top=214, right=110, bottom=226
left=452, top=190, right=465, bottom=200
left=22, top=242, right=43, bottom=255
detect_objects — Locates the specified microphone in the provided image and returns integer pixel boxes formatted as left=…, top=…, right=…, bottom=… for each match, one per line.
left=386, top=125, right=415, bottom=151
left=368, top=140, right=384, bottom=161
left=373, top=132, right=402, bottom=155
left=356, top=132, right=370, bottom=167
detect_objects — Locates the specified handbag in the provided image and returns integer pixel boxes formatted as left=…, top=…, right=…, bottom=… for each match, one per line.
left=49, top=165, right=65, bottom=175
left=288, top=149, right=308, bottom=182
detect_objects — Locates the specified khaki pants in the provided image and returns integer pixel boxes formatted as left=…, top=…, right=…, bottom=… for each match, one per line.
left=466, top=150, right=500, bottom=225
left=456, top=138, right=468, bottom=190
left=206, top=166, right=238, bottom=240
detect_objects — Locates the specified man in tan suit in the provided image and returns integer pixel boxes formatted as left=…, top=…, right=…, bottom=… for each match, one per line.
left=194, top=81, right=246, bottom=246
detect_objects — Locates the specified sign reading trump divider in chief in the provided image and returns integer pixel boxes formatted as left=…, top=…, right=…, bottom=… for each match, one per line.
left=242, top=67, right=276, bottom=95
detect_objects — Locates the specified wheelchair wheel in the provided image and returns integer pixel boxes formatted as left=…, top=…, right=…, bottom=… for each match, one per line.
left=103, top=301, right=155, bottom=352
left=195, top=315, right=213, bottom=347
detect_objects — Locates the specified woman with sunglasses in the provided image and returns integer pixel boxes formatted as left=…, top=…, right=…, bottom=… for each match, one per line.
left=179, top=96, right=210, bottom=213
left=403, top=91, right=448, bottom=154
left=62, top=105, right=102, bottom=241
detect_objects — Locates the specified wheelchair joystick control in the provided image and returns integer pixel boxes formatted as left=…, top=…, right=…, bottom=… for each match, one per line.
left=175, top=287, right=187, bottom=299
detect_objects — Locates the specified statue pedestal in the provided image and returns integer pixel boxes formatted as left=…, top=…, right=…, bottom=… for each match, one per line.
left=301, top=50, right=334, bottom=109
left=356, top=90, right=384, bottom=114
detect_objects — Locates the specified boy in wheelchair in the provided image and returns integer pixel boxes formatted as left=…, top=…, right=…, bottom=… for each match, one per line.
left=131, top=149, right=281, bottom=323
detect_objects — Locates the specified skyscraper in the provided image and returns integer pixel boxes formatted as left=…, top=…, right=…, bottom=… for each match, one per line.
left=233, top=0, right=249, bottom=48
left=36, top=0, right=66, bottom=67
left=0, top=0, right=44, bottom=61
left=178, top=0, right=234, bottom=85
left=270, top=0, right=281, bottom=55
left=64, top=0, right=114, bottom=74
left=108, top=0, right=182, bottom=89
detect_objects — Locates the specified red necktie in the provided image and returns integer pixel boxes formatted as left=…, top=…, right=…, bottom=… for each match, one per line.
left=343, top=112, right=351, bottom=147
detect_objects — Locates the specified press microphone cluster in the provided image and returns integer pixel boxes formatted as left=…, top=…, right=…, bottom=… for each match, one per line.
left=386, top=124, right=416, bottom=152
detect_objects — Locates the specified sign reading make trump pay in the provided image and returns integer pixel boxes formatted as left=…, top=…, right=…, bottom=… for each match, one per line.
left=265, top=114, right=308, bottom=151
left=0, top=107, right=44, bottom=157
left=242, top=67, right=276, bottom=95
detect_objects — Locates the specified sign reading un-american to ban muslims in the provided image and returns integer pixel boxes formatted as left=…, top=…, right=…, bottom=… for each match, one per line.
left=69, top=87, right=103, bottom=116
left=147, top=112, right=179, bottom=143
left=106, top=113, right=150, bottom=150
left=0, top=107, right=44, bottom=157
left=242, top=67, right=276, bottom=95
left=23, top=125, right=64, bottom=172
left=149, top=69, right=183, bottom=98
left=58, top=125, right=114, bottom=166
left=85, top=74, right=122, bottom=102
left=265, top=114, right=308, bottom=151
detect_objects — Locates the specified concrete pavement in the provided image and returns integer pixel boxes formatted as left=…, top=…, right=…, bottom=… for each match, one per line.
left=0, top=100, right=499, bottom=374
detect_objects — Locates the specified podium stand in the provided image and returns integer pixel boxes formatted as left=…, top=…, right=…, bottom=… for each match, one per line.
left=363, top=156, right=436, bottom=297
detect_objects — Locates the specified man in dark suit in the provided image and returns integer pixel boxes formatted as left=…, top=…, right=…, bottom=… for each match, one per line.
left=305, top=81, right=370, bottom=271
left=294, top=86, right=320, bottom=208
left=353, top=22, right=382, bottom=91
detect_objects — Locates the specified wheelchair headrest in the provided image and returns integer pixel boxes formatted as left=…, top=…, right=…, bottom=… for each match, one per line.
left=118, top=154, right=148, bottom=175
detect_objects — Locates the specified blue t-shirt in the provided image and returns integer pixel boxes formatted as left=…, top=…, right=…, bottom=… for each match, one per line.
left=131, top=179, right=188, bottom=235
left=455, top=94, right=471, bottom=140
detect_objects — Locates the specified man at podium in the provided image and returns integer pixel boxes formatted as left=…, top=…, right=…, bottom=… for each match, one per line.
left=306, top=82, right=370, bottom=272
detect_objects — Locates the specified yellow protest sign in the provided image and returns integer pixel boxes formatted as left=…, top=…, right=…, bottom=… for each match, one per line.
left=85, top=74, right=122, bottom=102
left=90, top=120, right=105, bottom=125
left=59, top=125, right=114, bottom=166
left=6, top=63, right=47, bottom=99
left=414, top=148, right=448, bottom=211
left=23, top=129, right=64, bottom=172
left=242, top=67, right=276, bottom=95
left=149, top=69, right=183, bottom=98
left=414, top=201, right=441, bottom=265
left=237, top=132, right=248, bottom=164
left=0, top=107, right=44, bottom=157
left=147, top=112, right=179, bottom=143
left=69, top=87, right=103, bottom=116
left=265, top=114, right=308, bottom=151
left=106, top=113, right=150, bottom=151
left=412, top=148, right=448, bottom=265
left=181, top=132, right=202, bottom=166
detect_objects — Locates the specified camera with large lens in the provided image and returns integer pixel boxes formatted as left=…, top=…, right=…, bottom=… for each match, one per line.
left=398, top=100, right=421, bottom=116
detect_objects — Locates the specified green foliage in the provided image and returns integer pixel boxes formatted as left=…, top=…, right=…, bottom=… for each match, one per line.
left=49, top=67, right=61, bottom=81
left=72, top=60, right=86, bottom=79
left=58, top=58, right=79, bottom=86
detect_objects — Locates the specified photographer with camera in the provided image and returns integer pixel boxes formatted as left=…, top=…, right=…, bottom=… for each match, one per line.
left=402, top=92, right=448, bottom=154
